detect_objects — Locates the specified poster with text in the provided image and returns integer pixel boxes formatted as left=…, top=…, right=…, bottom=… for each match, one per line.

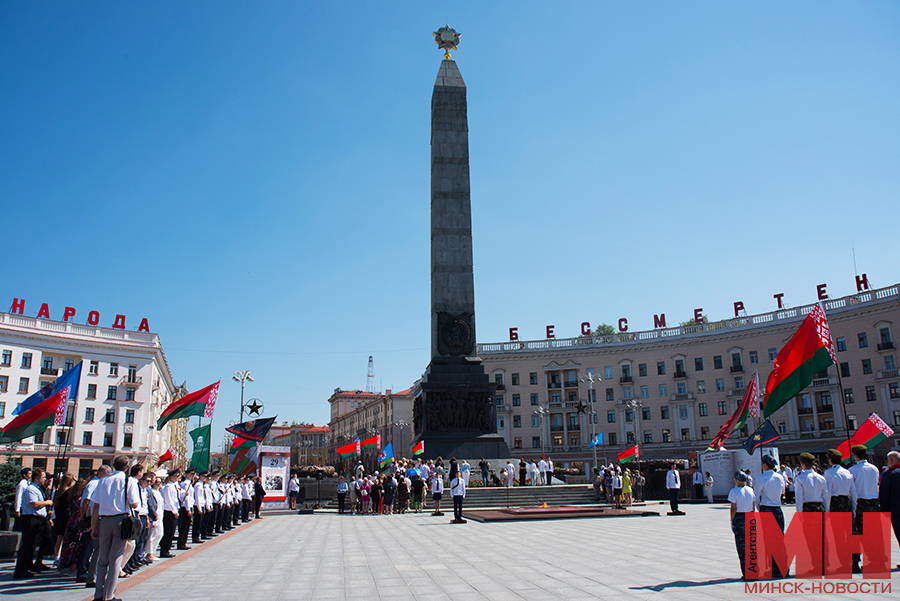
left=261, top=454, right=288, bottom=500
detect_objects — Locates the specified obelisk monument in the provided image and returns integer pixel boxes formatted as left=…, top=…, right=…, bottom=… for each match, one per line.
left=412, top=26, right=510, bottom=461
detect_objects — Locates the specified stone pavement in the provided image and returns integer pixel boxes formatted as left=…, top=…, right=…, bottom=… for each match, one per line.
left=1, top=504, right=898, bottom=600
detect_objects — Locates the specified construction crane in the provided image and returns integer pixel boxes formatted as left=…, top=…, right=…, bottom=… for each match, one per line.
left=366, top=356, right=375, bottom=393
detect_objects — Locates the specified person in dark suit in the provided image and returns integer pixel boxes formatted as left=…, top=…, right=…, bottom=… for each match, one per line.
left=253, top=477, right=265, bottom=518
left=879, top=451, right=900, bottom=570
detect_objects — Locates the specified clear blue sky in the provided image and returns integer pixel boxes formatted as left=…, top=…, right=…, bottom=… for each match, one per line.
left=2, top=2, right=898, bottom=452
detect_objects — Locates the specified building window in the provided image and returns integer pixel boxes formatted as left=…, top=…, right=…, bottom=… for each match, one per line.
left=18, top=378, right=29, bottom=394
left=551, top=434, right=563, bottom=447
left=768, top=348, right=777, bottom=362
left=532, top=415, right=540, bottom=427
left=604, top=367, right=613, bottom=379
left=626, top=431, right=635, bottom=444
left=844, top=388, right=854, bottom=404
left=529, top=372, right=537, bottom=385
left=550, top=392, right=561, bottom=404
left=886, top=355, right=897, bottom=371
left=625, top=409, right=633, bottom=423
left=638, top=364, right=647, bottom=377
left=881, top=327, right=893, bottom=346
left=85, top=407, right=94, bottom=422
left=734, top=376, right=744, bottom=390
left=679, top=406, right=689, bottom=419
left=498, top=418, right=504, bottom=429
left=889, top=382, right=900, bottom=400
left=123, top=432, right=133, bottom=448
left=836, top=337, right=846, bottom=352
left=621, top=364, right=632, bottom=378
left=662, top=429, right=671, bottom=442
left=681, top=428, right=690, bottom=441
left=127, top=365, right=138, bottom=383
left=716, top=379, right=725, bottom=392
left=107, top=385, right=117, bottom=400
left=514, top=437, right=522, bottom=449
left=125, top=410, right=135, bottom=424
left=511, top=373, right=519, bottom=386
left=512, top=394, right=520, bottom=406
left=640, top=385, right=649, bottom=399
left=697, top=380, right=706, bottom=394
left=105, top=409, right=115, bottom=423
left=89, top=360, right=99, bottom=375
left=125, top=388, right=135, bottom=401
left=847, top=414, right=858, bottom=430
left=700, top=426, right=709, bottom=440
left=642, top=430, right=652, bottom=443
left=82, top=431, right=92, bottom=446
left=623, top=386, right=633, bottom=400
left=0, top=375, right=7, bottom=393
left=718, top=401, right=727, bottom=415
left=608, top=432, right=617, bottom=445
left=512, top=415, right=521, bottom=428
left=87, top=384, right=97, bottom=399
left=731, top=352, right=742, bottom=369
left=840, top=362, right=850, bottom=377
left=1, top=350, right=11, bottom=366
left=659, top=384, right=667, bottom=397
left=606, top=388, right=614, bottom=401
left=866, top=385, right=876, bottom=401
left=607, top=410, right=616, bottom=423
left=103, top=432, right=114, bottom=447
left=109, top=363, right=119, bottom=376
left=661, top=406, right=669, bottom=419
left=495, top=395, right=503, bottom=406
left=699, top=403, right=708, bottom=416
left=43, top=356, right=53, bottom=370
left=21, top=352, right=32, bottom=368
left=532, top=437, right=540, bottom=448
left=657, top=362, right=666, bottom=375
left=0, top=401, right=4, bottom=417
left=494, top=373, right=503, bottom=385
left=642, top=407, right=651, bottom=421
left=862, top=359, right=872, bottom=375
left=749, top=351, right=758, bottom=364
left=64, top=359, right=74, bottom=372
left=694, top=358, right=703, bottom=371
left=820, top=391, right=832, bottom=408
left=713, top=355, right=723, bottom=369
left=530, top=393, right=539, bottom=405
left=676, top=382, right=687, bottom=395
left=858, top=333, right=868, bottom=348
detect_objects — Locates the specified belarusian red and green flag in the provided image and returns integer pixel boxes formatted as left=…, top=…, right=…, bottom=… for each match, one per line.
left=618, top=444, right=639, bottom=463
left=337, top=438, right=360, bottom=458
left=0, top=386, right=69, bottom=444
left=836, top=414, right=895, bottom=465
left=156, top=446, right=176, bottom=466
left=361, top=434, right=380, bottom=450
left=706, top=372, right=759, bottom=452
left=157, top=381, right=220, bottom=429
left=763, top=303, right=836, bottom=418
left=411, top=440, right=424, bottom=456
left=230, top=435, right=257, bottom=452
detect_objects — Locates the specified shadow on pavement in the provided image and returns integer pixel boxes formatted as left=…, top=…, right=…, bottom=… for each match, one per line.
left=631, top=577, right=742, bottom=591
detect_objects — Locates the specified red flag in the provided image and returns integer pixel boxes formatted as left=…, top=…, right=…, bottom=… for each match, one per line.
left=156, top=446, right=176, bottom=466
left=706, top=374, right=759, bottom=452
left=157, top=381, right=220, bottom=429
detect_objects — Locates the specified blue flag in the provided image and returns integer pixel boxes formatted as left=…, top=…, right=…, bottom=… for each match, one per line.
left=743, top=419, right=780, bottom=454
left=12, top=360, right=82, bottom=416
left=377, top=442, right=394, bottom=467
left=587, top=433, right=604, bottom=448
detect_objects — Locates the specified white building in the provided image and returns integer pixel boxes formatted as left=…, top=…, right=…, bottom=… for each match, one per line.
left=0, top=311, right=180, bottom=477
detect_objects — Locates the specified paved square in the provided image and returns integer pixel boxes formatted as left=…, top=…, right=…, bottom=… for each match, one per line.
left=1, top=504, right=898, bottom=600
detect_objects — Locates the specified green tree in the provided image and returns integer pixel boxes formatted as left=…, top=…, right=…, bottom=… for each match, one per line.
left=680, top=316, right=708, bottom=327
left=592, top=323, right=616, bottom=336
left=0, top=459, right=19, bottom=506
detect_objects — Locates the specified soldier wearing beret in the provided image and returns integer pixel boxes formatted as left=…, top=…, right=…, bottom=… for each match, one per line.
left=848, top=444, right=883, bottom=573
left=794, top=452, right=828, bottom=576
left=824, top=448, right=857, bottom=574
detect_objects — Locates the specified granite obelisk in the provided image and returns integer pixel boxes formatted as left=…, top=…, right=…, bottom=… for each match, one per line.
left=412, top=32, right=510, bottom=461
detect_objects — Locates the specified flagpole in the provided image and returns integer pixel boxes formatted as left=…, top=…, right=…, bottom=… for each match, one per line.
left=820, top=304, right=855, bottom=459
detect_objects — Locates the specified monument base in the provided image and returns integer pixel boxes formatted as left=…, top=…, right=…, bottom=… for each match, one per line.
left=415, top=432, right=511, bottom=463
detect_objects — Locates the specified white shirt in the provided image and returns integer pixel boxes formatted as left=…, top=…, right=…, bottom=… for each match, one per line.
left=794, top=469, right=828, bottom=511
left=755, top=470, right=785, bottom=507
left=21, top=482, right=47, bottom=517
left=289, top=477, right=300, bottom=492
left=692, top=472, right=703, bottom=485
left=782, top=467, right=794, bottom=481
left=848, top=459, right=880, bottom=499
left=432, top=478, right=444, bottom=494
left=179, top=480, right=194, bottom=511
left=193, top=481, right=205, bottom=509
left=93, top=471, right=140, bottom=516
left=161, top=482, right=180, bottom=513
left=241, top=483, right=251, bottom=500
left=450, top=476, right=465, bottom=497
left=15, top=478, right=29, bottom=513
left=460, top=462, right=470, bottom=474
left=136, top=480, right=149, bottom=516
left=666, top=469, right=680, bottom=489
left=824, top=464, right=857, bottom=509
left=538, top=460, right=548, bottom=473
left=728, top=486, right=756, bottom=513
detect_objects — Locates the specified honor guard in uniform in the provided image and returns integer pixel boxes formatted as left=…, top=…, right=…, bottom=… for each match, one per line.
left=241, top=478, right=252, bottom=522
left=192, top=472, right=207, bottom=543
left=794, top=452, right=829, bottom=576
left=159, top=469, right=180, bottom=557
left=848, top=444, right=882, bottom=574
left=221, top=476, right=233, bottom=530
left=210, top=472, right=223, bottom=534
left=728, top=471, right=756, bottom=578
left=177, top=470, right=194, bottom=550
left=755, top=455, right=788, bottom=578
left=202, top=473, right=214, bottom=538
left=824, top=448, right=857, bottom=575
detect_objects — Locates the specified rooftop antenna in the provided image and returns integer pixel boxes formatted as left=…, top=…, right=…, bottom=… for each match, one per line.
left=366, top=356, right=375, bottom=393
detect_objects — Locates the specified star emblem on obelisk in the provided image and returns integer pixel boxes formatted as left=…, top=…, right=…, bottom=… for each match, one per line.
left=246, top=399, right=263, bottom=416
left=433, top=25, right=461, bottom=60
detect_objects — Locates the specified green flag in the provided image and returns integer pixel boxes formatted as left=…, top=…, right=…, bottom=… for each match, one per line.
left=189, top=424, right=211, bottom=472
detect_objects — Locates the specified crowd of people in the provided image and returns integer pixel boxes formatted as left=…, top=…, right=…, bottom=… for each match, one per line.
left=592, top=465, right=644, bottom=508
left=12, top=455, right=266, bottom=601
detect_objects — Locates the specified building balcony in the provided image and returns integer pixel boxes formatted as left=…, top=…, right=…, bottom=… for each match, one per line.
left=41, top=367, right=60, bottom=376
left=564, top=380, right=578, bottom=388
left=619, top=376, right=633, bottom=383
left=118, top=376, right=143, bottom=387
left=877, top=341, right=894, bottom=351
left=728, top=388, right=746, bottom=397
left=547, top=382, right=561, bottom=390
left=568, top=424, right=581, bottom=431
left=730, top=365, right=744, bottom=373
left=550, top=425, right=565, bottom=432
left=810, top=377, right=838, bottom=388
left=495, top=384, right=505, bottom=391
left=671, top=393, right=693, bottom=402
left=817, top=405, right=833, bottom=414
left=798, top=407, right=814, bottom=415
left=673, top=370, right=688, bottom=380
left=877, top=369, right=899, bottom=380
left=496, top=404, right=511, bottom=413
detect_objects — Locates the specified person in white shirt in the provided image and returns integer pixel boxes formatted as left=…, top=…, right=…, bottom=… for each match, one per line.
left=159, top=469, right=181, bottom=557
left=13, top=468, right=52, bottom=579
left=90, top=455, right=139, bottom=601
left=704, top=472, right=714, bottom=504
left=13, top=467, right=31, bottom=529
left=666, top=463, right=683, bottom=515
left=177, top=471, right=195, bottom=550
left=289, top=475, right=300, bottom=510
left=449, top=460, right=466, bottom=524
left=824, top=448, right=858, bottom=574
left=460, top=460, right=471, bottom=487
left=241, top=478, right=252, bottom=522
left=125, top=464, right=148, bottom=573
left=547, top=458, right=554, bottom=486
left=755, top=455, right=787, bottom=579
left=794, top=453, right=828, bottom=512
left=431, top=474, right=444, bottom=516
left=538, top=459, right=548, bottom=485
left=692, top=469, right=704, bottom=500
left=78, top=466, right=110, bottom=584
left=728, top=470, right=756, bottom=578
left=529, top=460, right=540, bottom=486
left=505, top=461, right=515, bottom=488
left=848, top=444, right=881, bottom=574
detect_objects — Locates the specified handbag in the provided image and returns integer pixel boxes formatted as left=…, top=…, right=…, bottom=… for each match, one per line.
left=120, top=474, right=143, bottom=541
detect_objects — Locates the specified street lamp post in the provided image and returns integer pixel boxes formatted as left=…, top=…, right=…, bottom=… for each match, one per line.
left=533, top=406, right=550, bottom=459
left=580, top=373, right=601, bottom=472
left=233, top=370, right=254, bottom=422
left=624, top=398, right=644, bottom=500
left=393, top=420, right=408, bottom=459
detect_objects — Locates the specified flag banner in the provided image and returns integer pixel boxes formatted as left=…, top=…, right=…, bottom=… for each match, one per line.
left=618, top=444, right=639, bottom=463
left=158, top=381, right=221, bottom=430
left=337, top=438, right=360, bottom=458
left=361, top=434, right=380, bottom=450
left=156, top=446, right=176, bottom=466
left=411, top=440, right=424, bottom=456
left=707, top=374, right=760, bottom=452
left=742, top=420, right=780, bottom=454
left=763, top=304, right=836, bottom=418
left=231, top=444, right=261, bottom=477
left=378, top=442, right=394, bottom=467
left=189, top=424, right=211, bottom=472
left=53, top=386, right=71, bottom=426
left=836, top=414, right=895, bottom=465
left=230, top=435, right=257, bottom=452
left=587, top=433, right=604, bottom=448
left=0, top=387, right=69, bottom=444
left=13, top=360, right=82, bottom=416
left=225, top=416, right=276, bottom=442
left=748, top=371, right=761, bottom=420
